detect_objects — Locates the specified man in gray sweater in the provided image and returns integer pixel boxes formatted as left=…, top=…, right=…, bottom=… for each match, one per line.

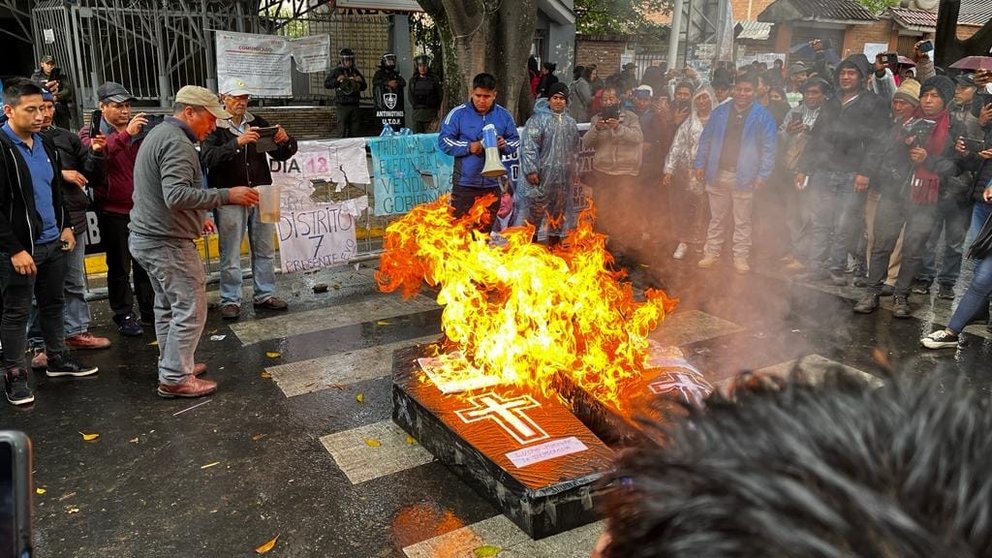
left=130, top=85, right=259, bottom=398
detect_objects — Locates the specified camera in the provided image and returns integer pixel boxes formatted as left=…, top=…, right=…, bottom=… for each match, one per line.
left=0, top=431, right=32, bottom=558
left=599, top=104, right=621, bottom=121
left=918, top=40, right=934, bottom=53
left=903, top=117, right=936, bottom=148
left=960, top=137, right=986, bottom=153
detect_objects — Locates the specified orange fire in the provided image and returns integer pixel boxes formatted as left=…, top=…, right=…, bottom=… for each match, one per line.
left=375, top=194, right=677, bottom=407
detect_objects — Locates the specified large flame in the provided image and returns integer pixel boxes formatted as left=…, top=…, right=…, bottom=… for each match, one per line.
left=375, top=194, right=677, bottom=407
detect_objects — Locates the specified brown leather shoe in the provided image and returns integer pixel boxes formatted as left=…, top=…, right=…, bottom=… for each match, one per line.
left=193, top=363, right=207, bottom=377
left=220, top=304, right=240, bottom=320
left=66, top=332, right=112, bottom=350
left=253, top=297, right=288, bottom=311
left=157, top=376, right=217, bottom=398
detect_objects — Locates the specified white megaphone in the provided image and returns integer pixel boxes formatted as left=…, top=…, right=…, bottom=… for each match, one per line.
left=480, top=123, right=507, bottom=178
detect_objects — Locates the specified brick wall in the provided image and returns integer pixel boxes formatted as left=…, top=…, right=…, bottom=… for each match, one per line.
left=731, top=0, right=776, bottom=21
left=575, top=38, right=628, bottom=76
left=841, top=20, right=895, bottom=57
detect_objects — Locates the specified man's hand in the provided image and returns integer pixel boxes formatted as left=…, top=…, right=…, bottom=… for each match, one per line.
left=11, top=250, right=36, bottom=276
left=273, top=125, right=289, bottom=144
left=228, top=186, right=260, bottom=207
left=956, top=138, right=969, bottom=155
left=909, top=147, right=928, bottom=164
left=203, top=218, right=217, bottom=235
left=238, top=127, right=261, bottom=147
left=606, top=118, right=620, bottom=130
left=497, top=136, right=507, bottom=150
left=126, top=113, right=149, bottom=137
left=694, top=168, right=705, bottom=183
left=60, top=228, right=75, bottom=252
left=526, top=172, right=540, bottom=186
left=854, top=174, right=870, bottom=192
left=979, top=104, right=992, bottom=128
left=786, top=119, right=805, bottom=135
left=61, top=170, right=87, bottom=188
left=594, top=118, right=607, bottom=131
left=984, top=186, right=992, bottom=203
left=795, top=173, right=808, bottom=191
left=977, top=148, right=992, bottom=160
left=469, top=141, right=484, bottom=155
left=662, top=173, right=673, bottom=187
left=89, top=134, right=106, bottom=153
left=673, top=106, right=690, bottom=126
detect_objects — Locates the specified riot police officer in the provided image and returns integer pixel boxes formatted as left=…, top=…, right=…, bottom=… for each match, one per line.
left=408, top=54, right=443, bottom=133
left=372, top=52, right=406, bottom=131
left=324, top=48, right=367, bottom=137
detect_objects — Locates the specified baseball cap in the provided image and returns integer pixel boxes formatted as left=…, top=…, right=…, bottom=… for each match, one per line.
left=220, top=77, right=251, bottom=96
left=955, top=73, right=977, bottom=88
left=97, top=81, right=136, bottom=103
left=175, top=85, right=231, bottom=119
left=632, top=84, right=654, bottom=98
left=39, top=55, right=55, bottom=64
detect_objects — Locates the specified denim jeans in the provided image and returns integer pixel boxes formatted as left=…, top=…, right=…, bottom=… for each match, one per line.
left=215, top=205, right=276, bottom=306
left=130, top=233, right=207, bottom=384
left=916, top=195, right=972, bottom=287
left=952, top=202, right=992, bottom=314
left=807, top=170, right=865, bottom=273
left=865, top=194, right=937, bottom=297
left=28, top=235, right=90, bottom=349
left=949, top=247, right=992, bottom=333
left=0, top=241, right=67, bottom=370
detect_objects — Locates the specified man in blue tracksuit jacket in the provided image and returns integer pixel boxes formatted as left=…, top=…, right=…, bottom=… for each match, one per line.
left=693, top=73, right=777, bottom=274
left=438, top=72, right=520, bottom=232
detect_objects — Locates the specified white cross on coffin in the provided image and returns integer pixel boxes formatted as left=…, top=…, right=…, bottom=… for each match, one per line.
left=454, top=392, right=551, bottom=446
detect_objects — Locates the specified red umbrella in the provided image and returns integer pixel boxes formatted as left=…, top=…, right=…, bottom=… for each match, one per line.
left=897, top=55, right=916, bottom=67
left=949, top=56, right=992, bottom=71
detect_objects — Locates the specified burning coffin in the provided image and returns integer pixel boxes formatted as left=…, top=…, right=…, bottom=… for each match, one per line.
left=392, top=343, right=615, bottom=540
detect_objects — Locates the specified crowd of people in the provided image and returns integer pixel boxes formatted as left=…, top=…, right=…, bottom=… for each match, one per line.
left=0, top=56, right=295, bottom=406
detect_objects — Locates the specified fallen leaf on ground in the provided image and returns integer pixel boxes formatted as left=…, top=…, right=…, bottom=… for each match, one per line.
left=200, top=461, right=221, bottom=469
left=35, top=487, right=46, bottom=495
left=364, top=438, right=381, bottom=447
left=405, top=435, right=417, bottom=446
left=79, top=432, right=99, bottom=442
left=260, top=371, right=272, bottom=379
left=376, top=320, right=392, bottom=326
left=58, top=491, right=76, bottom=501
left=66, top=506, right=80, bottom=514
left=148, top=340, right=159, bottom=346
left=355, top=393, right=365, bottom=404
left=473, top=545, right=502, bottom=557
left=265, top=351, right=281, bottom=359
left=209, top=335, right=226, bottom=341
left=251, top=434, right=268, bottom=442
left=255, top=535, right=279, bottom=554
left=129, top=437, right=139, bottom=444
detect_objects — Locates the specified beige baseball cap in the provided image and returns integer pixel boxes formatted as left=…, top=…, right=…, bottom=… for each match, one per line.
left=175, top=85, right=231, bottom=119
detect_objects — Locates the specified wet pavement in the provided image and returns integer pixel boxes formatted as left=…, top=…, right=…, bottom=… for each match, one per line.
left=4, top=250, right=992, bottom=557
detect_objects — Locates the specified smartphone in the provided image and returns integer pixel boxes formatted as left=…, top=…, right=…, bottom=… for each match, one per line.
left=961, top=137, right=986, bottom=153
left=0, top=431, right=32, bottom=558
left=600, top=104, right=620, bottom=121
left=971, top=91, right=992, bottom=118
left=90, top=109, right=103, bottom=135
left=919, top=40, right=934, bottom=53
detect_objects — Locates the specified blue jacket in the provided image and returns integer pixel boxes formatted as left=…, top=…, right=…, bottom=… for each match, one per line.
left=438, top=100, right=520, bottom=188
left=694, top=101, right=777, bottom=190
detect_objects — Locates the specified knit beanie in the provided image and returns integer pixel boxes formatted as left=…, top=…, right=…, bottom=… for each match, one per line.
left=893, top=78, right=921, bottom=106
left=921, top=75, right=955, bottom=106
left=547, top=82, right=569, bottom=101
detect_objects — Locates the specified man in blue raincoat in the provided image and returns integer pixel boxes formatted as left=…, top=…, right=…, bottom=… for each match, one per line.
left=519, top=82, right=580, bottom=246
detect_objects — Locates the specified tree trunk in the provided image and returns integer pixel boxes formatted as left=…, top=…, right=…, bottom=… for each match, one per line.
left=417, top=0, right=538, bottom=123
left=935, top=0, right=992, bottom=68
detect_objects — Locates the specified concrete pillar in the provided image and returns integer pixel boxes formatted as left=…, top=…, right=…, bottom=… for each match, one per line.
left=390, top=14, right=413, bottom=127
left=668, top=0, right=686, bottom=68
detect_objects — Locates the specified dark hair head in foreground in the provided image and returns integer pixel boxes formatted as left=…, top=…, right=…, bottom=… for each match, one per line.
left=602, top=372, right=992, bottom=558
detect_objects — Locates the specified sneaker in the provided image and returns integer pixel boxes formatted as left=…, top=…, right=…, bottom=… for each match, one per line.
left=697, top=255, right=719, bottom=269
left=30, top=348, right=47, bottom=370
left=853, top=292, right=880, bottom=314
left=65, top=332, right=111, bottom=350
left=892, top=295, right=912, bottom=319
left=911, top=280, right=931, bottom=295
left=116, top=314, right=144, bottom=337
left=880, top=284, right=894, bottom=297
left=829, top=273, right=848, bottom=286
left=4, top=368, right=34, bottom=405
left=253, top=297, right=289, bottom=311
left=220, top=304, right=240, bottom=320
left=672, top=243, right=688, bottom=260
left=157, top=376, right=217, bottom=398
left=45, top=352, right=98, bottom=378
left=921, top=329, right=960, bottom=349
left=733, top=257, right=750, bottom=275
left=937, top=284, right=955, bottom=300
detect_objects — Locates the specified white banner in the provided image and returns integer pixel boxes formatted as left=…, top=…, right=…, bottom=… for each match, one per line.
left=268, top=138, right=371, bottom=272
left=215, top=31, right=292, bottom=98
left=291, top=35, right=330, bottom=73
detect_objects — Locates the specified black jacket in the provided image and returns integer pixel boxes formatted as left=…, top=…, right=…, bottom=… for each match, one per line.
left=871, top=115, right=965, bottom=200
left=409, top=72, right=442, bottom=110
left=372, top=66, right=406, bottom=111
left=324, top=65, right=367, bottom=106
left=42, top=126, right=100, bottom=233
left=798, top=55, right=889, bottom=177
left=0, top=132, right=70, bottom=256
left=200, top=113, right=298, bottom=189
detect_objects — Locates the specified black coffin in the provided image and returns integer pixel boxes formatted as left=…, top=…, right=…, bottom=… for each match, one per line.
left=391, top=344, right=615, bottom=539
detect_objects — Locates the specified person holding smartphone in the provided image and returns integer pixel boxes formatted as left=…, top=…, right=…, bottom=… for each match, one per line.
left=0, top=79, right=98, bottom=406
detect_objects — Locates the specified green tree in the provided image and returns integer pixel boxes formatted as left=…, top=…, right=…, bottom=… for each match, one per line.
left=575, top=0, right=673, bottom=36
left=855, top=0, right=899, bottom=13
